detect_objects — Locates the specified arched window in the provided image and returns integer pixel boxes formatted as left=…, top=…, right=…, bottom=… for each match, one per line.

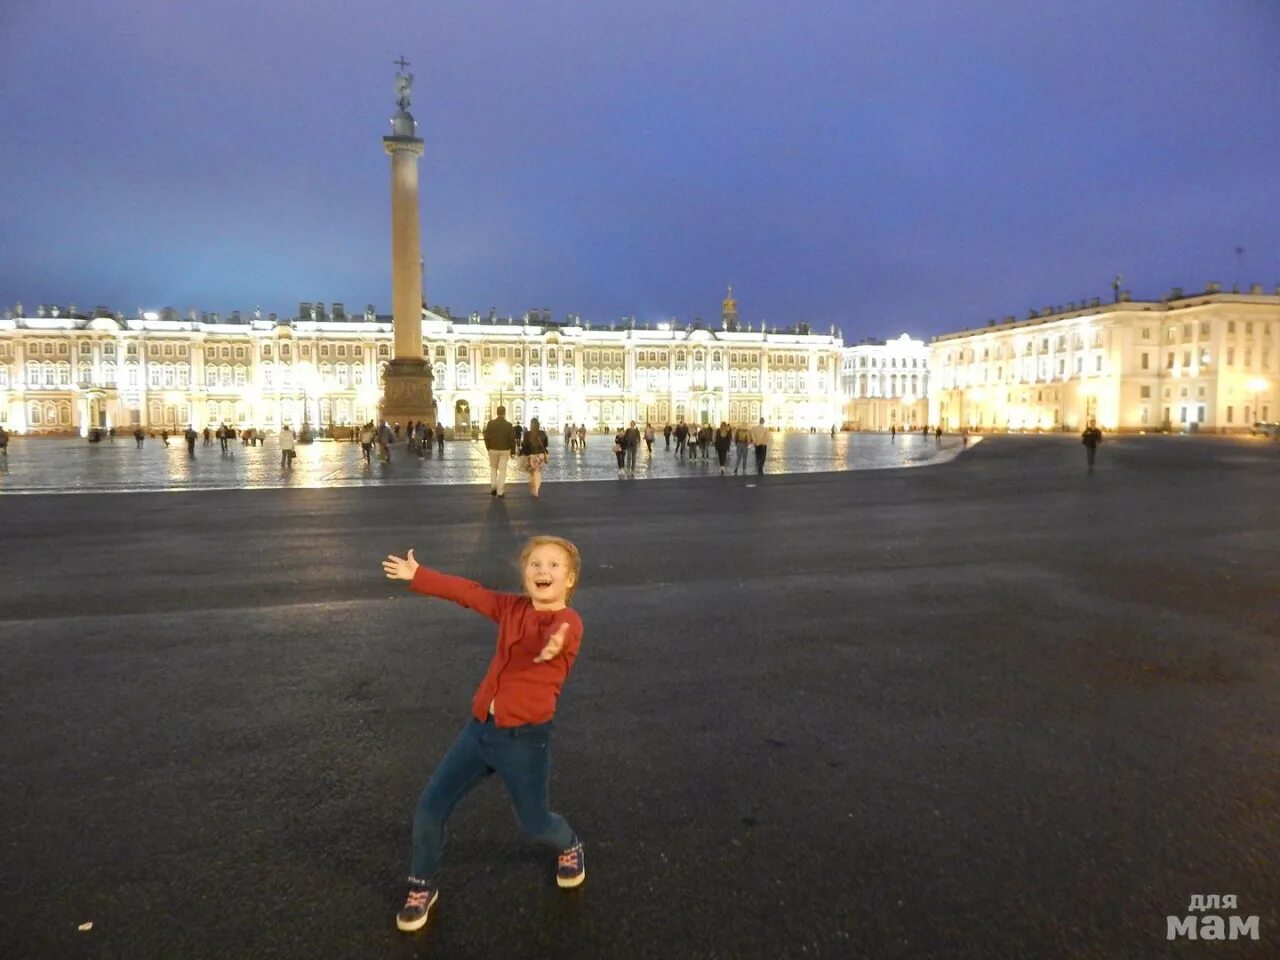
left=261, top=362, right=274, bottom=387
left=28, top=401, right=41, bottom=426
left=163, top=363, right=175, bottom=387
left=456, top=362, right=470, bottom=387
left=77, top=362, right=91, bottom=384
left=234, top=364, right=247, bottom=386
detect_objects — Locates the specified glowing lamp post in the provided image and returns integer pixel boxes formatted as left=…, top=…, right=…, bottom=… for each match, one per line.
left=1247, top=377, right=1267, bottom=427
left=493, top=360, right=510, bottom=412
left=299, top=365, right=321, bottom=443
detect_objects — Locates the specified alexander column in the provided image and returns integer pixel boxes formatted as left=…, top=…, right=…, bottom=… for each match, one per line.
left=379, top=57, right=435, bottom=429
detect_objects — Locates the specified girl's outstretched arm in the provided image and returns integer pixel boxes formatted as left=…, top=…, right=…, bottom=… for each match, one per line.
left=383, top=548, right=509, bottom=622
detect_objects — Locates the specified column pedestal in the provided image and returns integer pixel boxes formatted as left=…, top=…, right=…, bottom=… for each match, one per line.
left=379, top=358, right=436, bottom=428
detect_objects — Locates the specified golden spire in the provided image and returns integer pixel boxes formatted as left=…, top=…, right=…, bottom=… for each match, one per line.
left=721, top=284, right=738, bottom=331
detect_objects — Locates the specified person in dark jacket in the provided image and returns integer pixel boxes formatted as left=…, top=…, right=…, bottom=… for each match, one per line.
left=713, top=422, right=733, bottom=475
left=483, top=406, right=517, bottom=497
left=1081, top=421, right=1103, bottom=470
left=623, top=421, right=641, bottom=473
left=519, top=417, right=550, bottom=497
left=612, top=427, right=626, bottom=472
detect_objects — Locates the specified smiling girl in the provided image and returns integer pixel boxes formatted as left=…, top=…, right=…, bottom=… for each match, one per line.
left=381, top=536, right=586, bottom=933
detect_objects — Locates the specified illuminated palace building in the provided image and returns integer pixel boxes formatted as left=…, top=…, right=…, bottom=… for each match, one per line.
left=930, top=285, right=1280, bottom=432
left=0, top=288, right=845, bottom=435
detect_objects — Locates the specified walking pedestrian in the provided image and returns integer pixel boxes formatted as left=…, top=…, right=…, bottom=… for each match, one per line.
left=134, top=427, right=145, bottom=448
left=576, top=424, right=586, bottom=450
left=519, top=417, right=550, bottom=498
left=663, top=423, right=672, bottom=450
left=360, top=421, right=375, bottom=464
left=1081, top=420, right=1103, bottom=471
left=732, top=423, right=750, bottom=474
left=378, top=421, right=395, bottom=463
left=623, top=421, right=641, bottom=473
left=184, top=424, right=197, bottom=456
left=612, top=427, right=626, bottom=473
left=380, top=536, right=587, bottom=933
left=643, top=422, right=655, bottom=457
left=674, top=421, right=688, bottom=458
left=279, top=424, right=296, bottom=469
left=713, top=422, right=732, bottom=475
left=935, top=426, right=943, bottom=444
left=0, top=424, right=8, bottom=468
left=484, top=405, right=517, bottom=497
left=436, top=424, right=445, bottom=454
left=749, top=417, right=769, bottom=475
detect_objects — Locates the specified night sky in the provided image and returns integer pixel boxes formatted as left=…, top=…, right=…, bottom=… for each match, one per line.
left=1, top=0, right=1276, bottom=341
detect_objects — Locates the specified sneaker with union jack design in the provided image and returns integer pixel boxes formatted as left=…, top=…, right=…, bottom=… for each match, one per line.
left=395, top=881, right=439, bottom=932
left=556, top=840, right=586, bottom=888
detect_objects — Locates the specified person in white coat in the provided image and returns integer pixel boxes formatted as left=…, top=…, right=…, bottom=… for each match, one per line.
left=279, top=425, right=296, bottom=470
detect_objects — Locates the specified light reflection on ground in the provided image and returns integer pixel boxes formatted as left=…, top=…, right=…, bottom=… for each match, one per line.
left=0, top=432, right=976, bottom=494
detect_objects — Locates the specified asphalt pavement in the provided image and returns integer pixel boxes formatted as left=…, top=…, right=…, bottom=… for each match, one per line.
left=1, top=434, right=1277, bottom=960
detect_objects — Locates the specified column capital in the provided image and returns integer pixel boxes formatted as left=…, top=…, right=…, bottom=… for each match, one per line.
left=383, top=137, right=424, bottom=157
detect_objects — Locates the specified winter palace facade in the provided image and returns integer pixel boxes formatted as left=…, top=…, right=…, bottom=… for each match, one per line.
left=0, top=290, right=847, bottom=435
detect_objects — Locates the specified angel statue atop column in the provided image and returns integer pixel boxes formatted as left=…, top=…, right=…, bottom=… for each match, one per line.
left=394, top=57, right=413, bottom=113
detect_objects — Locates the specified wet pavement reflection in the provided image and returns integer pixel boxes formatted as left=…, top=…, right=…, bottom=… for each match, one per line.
left=0, top=431, right=975, bottom=494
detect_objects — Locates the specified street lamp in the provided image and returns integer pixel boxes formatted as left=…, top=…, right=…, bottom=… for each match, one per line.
left=298, top=364, right=321, bottom=443
left=1248, top=376, right=1268, bottom=427
left=494, top=359, right=510, bottom=411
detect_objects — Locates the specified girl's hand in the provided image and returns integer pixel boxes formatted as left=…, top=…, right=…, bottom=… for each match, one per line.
left=534, top=622, right=571, bottom=662
left=382, top=549, right=420, bottom=581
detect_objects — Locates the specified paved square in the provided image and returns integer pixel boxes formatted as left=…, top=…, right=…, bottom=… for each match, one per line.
left=1, top=435, right=1277, bottom=959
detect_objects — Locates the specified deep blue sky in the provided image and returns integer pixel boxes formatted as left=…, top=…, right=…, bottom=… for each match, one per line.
left=1, top=0, right=1276, bottom=341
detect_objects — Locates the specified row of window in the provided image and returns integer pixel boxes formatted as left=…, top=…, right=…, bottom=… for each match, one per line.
left=1156, top=320, right=1273, bottom=342
left=1143, top=347, right=1272, bottom=371
left=850, top=356, right=925, bottom=369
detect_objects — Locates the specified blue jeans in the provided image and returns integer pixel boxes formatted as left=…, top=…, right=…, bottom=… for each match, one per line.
left=733, top=443, right=748, bottom=473
left=625, top=446, right=637, bottom=470
left=409, top=717, right=575, bottom=881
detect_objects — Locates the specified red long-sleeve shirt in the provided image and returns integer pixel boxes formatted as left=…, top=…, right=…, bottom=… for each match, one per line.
left=409, top=566, right=583, bottom=727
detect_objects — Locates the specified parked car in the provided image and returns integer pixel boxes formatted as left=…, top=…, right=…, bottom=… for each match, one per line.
left=1250, top=421, right=1280, bottom=438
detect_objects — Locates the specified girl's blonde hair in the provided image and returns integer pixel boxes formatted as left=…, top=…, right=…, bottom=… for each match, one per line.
left=519, top=535, right=582, bottom=602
